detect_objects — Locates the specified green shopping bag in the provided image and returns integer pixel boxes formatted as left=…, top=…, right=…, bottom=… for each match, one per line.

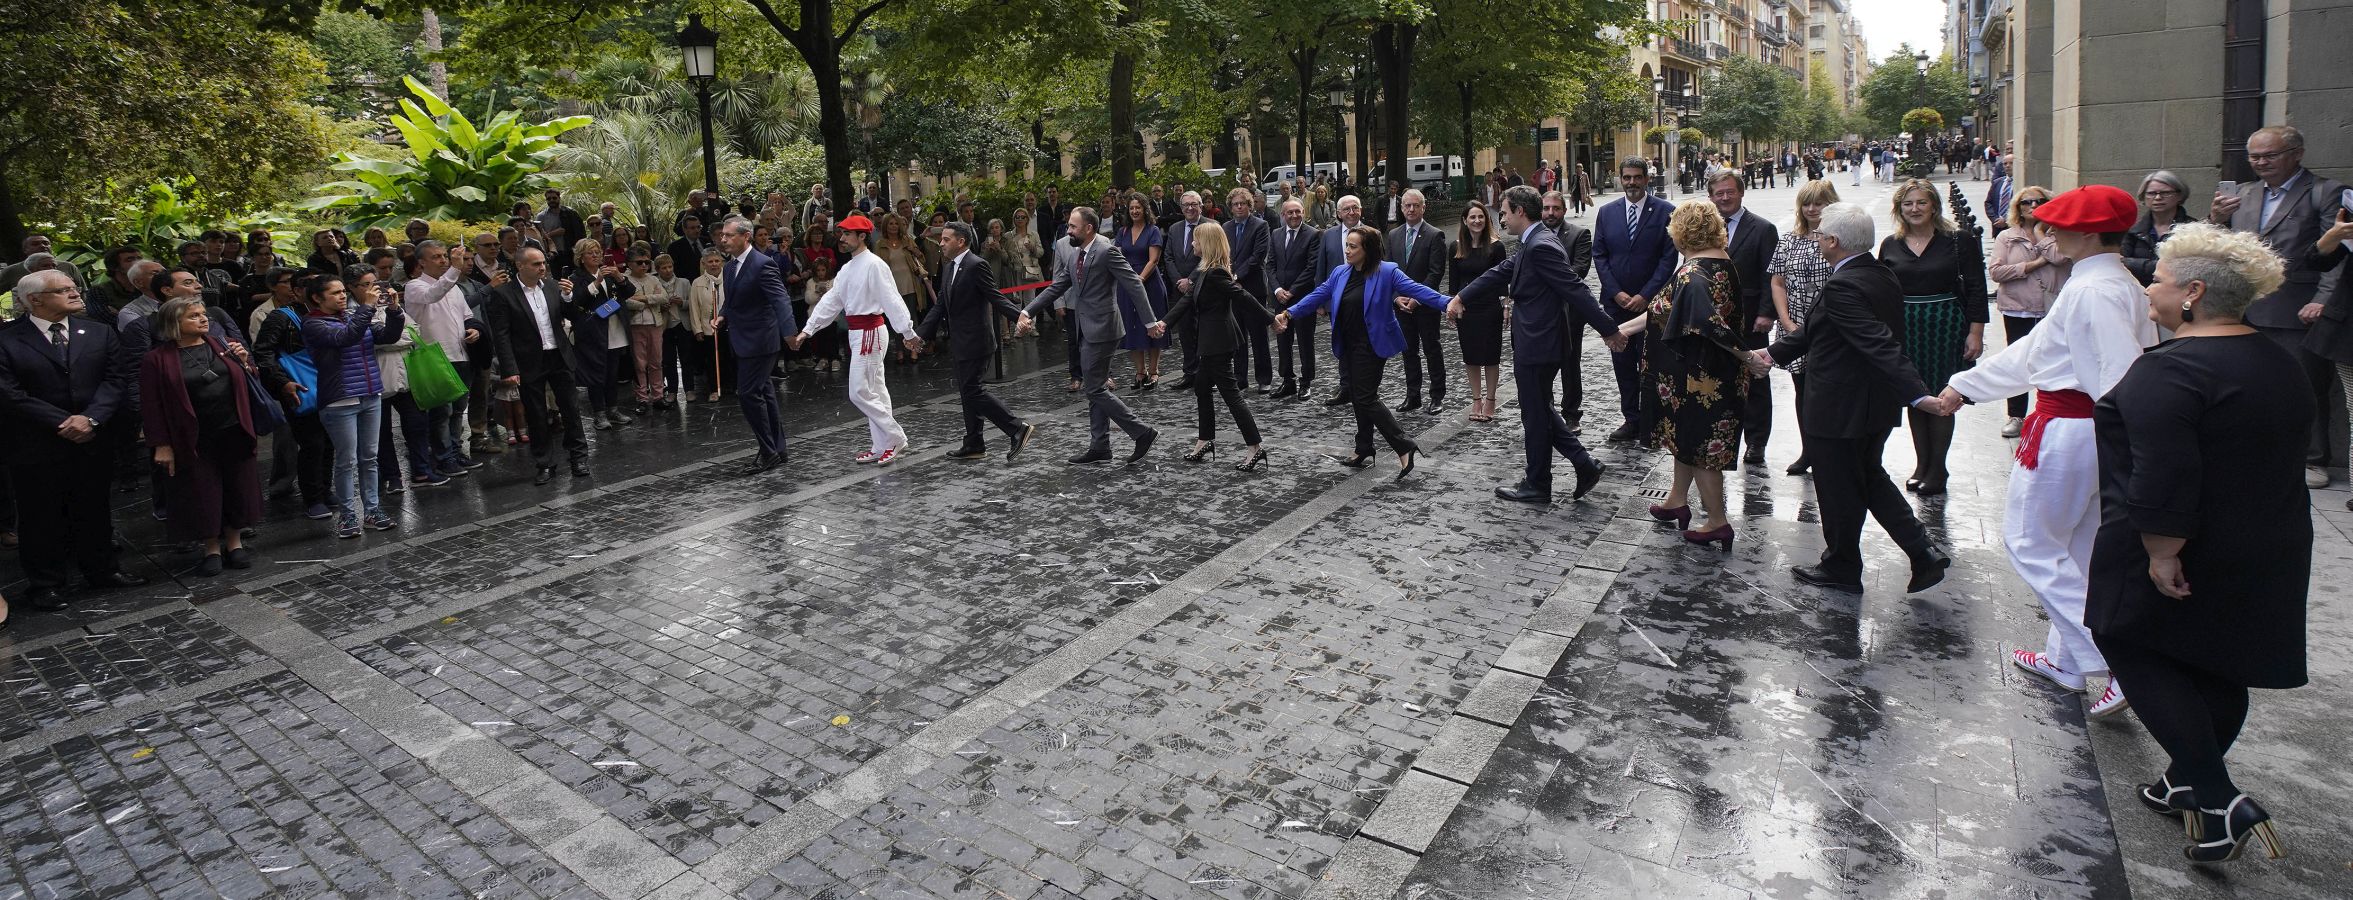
left=406, top=327, right=469, bottom=410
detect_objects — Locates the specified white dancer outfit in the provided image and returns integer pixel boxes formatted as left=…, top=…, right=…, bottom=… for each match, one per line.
left=801, top=248, right=918, bottom=462
left=1948, top=251, right=2158, bottom=696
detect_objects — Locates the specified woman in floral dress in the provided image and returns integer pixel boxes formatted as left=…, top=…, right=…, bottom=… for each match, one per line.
left=1616, top=200, right=1750, bottom=550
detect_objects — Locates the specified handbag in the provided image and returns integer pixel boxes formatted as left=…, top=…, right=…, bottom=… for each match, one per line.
left=241, top=356, right=287, bottom=435
left=404, top=326, right=468, bottom=410
left=275, top=308, right=321, bottom=415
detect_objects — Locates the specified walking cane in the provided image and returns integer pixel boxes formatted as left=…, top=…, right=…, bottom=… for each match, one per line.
left=712, top=328, right=724, bottom=399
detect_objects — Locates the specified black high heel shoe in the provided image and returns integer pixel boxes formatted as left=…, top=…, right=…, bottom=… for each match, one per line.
left=1234, top=447, right=1267, bottom=471
left=2138, top=776, right=2199, bottom=835
left=1335, top=452, right=1372, bottom=469
left=2185, top=794, right=2285, bottom=862
left=1396, top=448, right=1418, bottom=479
left=1183, top=441, right=1215, bottom=462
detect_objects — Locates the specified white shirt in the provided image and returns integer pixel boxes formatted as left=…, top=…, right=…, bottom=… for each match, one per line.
left=1724, top=208, right=1746, bottom=246
left=404, top=266, right=470, bottom=362
left=1947, top=254, right=2159, bottom=404
left=29, top=312, right=71, bottom=347
left=522, top=283, right=558, bottom=351
left=801, top=249, right=914, bottom=337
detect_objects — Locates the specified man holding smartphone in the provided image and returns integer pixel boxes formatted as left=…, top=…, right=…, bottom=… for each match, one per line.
left=2213, top=125, right=2348, bottom=489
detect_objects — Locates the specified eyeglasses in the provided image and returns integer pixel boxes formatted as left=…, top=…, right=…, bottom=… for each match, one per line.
left=2141, top=189, right=2181, bottom=199
left=2021, top=198, right=2047, bottom=207
left=2246, top=150, right=2296, bottom=162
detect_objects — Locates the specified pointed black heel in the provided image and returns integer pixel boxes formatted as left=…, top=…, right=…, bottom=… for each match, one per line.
left=1234, top=447, right=1267, bottom=471
left=1183, top=441, right=1216, bottom=463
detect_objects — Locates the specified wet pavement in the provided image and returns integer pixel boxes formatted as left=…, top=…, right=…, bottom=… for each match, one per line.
left=3, top=175, right=2348, bottom=900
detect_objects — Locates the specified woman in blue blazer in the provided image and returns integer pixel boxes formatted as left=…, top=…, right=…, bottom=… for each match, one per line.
left=1275, top=224, right=1449, bottom=476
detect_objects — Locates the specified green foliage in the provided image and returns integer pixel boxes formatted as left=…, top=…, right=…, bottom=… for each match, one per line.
left=578, top=55, right=821, bottom=160
left=549, top=111, right=737, bottom=241
left=1856, top=45, right=1970, bottom=136
left=423, top=219, right=509, bottom=248
left=721, top=144, right=832, bottom=204
left=1694, top=55, right=1803, bottom=150
left=309, top=10, right=424, bottom=120
left=1566, top=61, right=1657, bottom=146
left=1901, top=108, right=1946, bottom=135
left=38, top=179, right=309, bottom=268
left=870, top=98, right=1034, bottom=181
left=1679, top=127, right=1707, bottom=147
left=300, top=76, right=591, bottom=231
left=1644, top=124, right=1674, bottom=145
left=1795, top=59, right=1845, bottom=143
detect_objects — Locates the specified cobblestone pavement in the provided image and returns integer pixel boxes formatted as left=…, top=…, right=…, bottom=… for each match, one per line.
left=4, top=175, right=2348, bottom=900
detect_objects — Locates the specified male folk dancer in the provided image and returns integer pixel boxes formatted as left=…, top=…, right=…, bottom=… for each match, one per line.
left=1938, top=185, right=2160, bottom=717
left=791, top=214, right=922, bottom=464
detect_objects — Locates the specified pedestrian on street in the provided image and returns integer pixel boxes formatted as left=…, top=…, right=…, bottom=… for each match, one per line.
left=1704, top=169, right=1780, bottom=466
left=711, top=216, right=799, bottom=474
left=2088, top=222, right=2304, bottom=864
left=2212, top=125, right=2346, bottom=490
left=1751, top=202, right=1953, bottom=594
left=1278, top=224, right=1448, bottom=478
left=922, top=222, right=1036, bottom=463
left=1986, top=185, right=2073, bottom=439
left=793, top=213, right=920, bottom=466
left=1880, top=178, right=1988, bottom=496
left=1020, top=206, right=1161, bottom=465
left=486, top=248, right=593, bottom=485
left=300, top=268, right=405, bottom=538
left=1940, top=184, right=2162, bottom=718
left=1449, top=201, right=1508, bottom=423
left=139, top=297, right=263, bottom=575
left=1611, top=200, right=1748, bottom=548
left=1149, top=223, right=1272, bottom=470
left=1769, top=180, right=1841, bottom=476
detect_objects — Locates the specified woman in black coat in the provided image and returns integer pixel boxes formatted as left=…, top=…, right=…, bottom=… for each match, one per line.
left=2088, top=224, right=2303, bottom=864
left=1149, top=223, right=1273, bottom=470
left=2119, top=170, right=2197, bottom=286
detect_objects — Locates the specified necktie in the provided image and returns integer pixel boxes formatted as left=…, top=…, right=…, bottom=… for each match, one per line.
left=943, top=257, right=957, bottom=298
left=1628, top=202, right=1640, bottom=232
left=1179, top=223, right=1191, bottom=258
left=1404, top=227, right=1415, bottom=260
left=48, top=322, right=68, bottom=362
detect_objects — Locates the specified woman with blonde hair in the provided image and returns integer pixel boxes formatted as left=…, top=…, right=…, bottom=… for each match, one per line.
left=1986, top=185, right=2070, bottom=436
left=1769, top=178, right=1839, bottom=475
left=2089, top=223, right=2304, bottom=864
left=1613, top=200, right=1749, bottom=549
left=1146, top=222, right=1274, bottom=469
left=1879, top=178, right=1987, bottom=495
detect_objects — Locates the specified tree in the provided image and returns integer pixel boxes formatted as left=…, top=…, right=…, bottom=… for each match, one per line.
left=1, top=0, right=334, bottom=249
left=309, top=10, right=423, bottom=120
left=548, top=111, right=734, bottom=239
left=1694, top=55, right=1801, bottom=160
left=1855, top=44, right=1969, bottom=136
left=868, top=98, right=1032, bottom=182
left=1408, top=1, right=1649, bottom=191
left=1563, top=59, right=1654, bottom=173
left=1796, top=59, right=1844, bottom=144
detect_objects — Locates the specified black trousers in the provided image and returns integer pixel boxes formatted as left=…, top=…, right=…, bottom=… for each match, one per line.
left=1742, top=356, right=1774, bottom=456
left=2001, top=315, right=2040, bottom=418
left=2255, top=324, right=2335, bottom=466
left=1194, top=352, right=1261, bottom=444
left=2098, top=638, right=2250, bottom=804
left=1278, top=313, right=1319, bottom=388
left=1232, top=323, right=1274, bottom=388
left=1807, top=426, right=1931, bottom=579
left=1402, top=306, right=1446, bottom=401
left=1345, top=342, right=1414, bottom=456
left=733, top=350, right=788, bottom=456
left=1176, top=317, right=1200, bottom=380
left=518, top=366, right=590, bottom=466
left=1612, top=332, right=1646, bottom=427
left=953, top=354, right=1022, bottom=447
left=9, top=454, right=118, bottom=591
left=1515, top=360, right=1596, bottom=492
left=290, top=411, right=331, bottom=507
left=1563, top=328, right=1587, bottom=424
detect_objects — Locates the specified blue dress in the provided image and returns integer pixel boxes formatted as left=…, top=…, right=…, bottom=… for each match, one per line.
left=1114, top=223, right=1171, bottom=350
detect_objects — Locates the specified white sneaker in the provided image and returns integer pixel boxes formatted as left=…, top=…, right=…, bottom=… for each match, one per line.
left=2010, top=649, right=2088, bottom=692
left=2305, top=466, right=2329, bottom=489
left=2088, top=680, right=2130, bottom=719
left=2001, top=417, right=2024, bottom=439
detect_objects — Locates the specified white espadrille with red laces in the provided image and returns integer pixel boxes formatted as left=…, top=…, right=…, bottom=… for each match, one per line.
left=875, top=446, right=902, bottom=466
left=2089, top=679, right=2130, bottom=718
left=2010, top=648, right=2088, bottom=692
left=854, top=450, right=880, bottom=464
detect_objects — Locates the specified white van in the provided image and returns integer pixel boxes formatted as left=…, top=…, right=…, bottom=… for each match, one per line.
left=1260, top=162, right=1347, bottom=191
left=1369, top=156, right=1466, bottom=193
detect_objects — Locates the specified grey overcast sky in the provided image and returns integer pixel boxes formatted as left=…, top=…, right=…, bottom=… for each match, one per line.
left=1850, top=0, right=1951, bottom=65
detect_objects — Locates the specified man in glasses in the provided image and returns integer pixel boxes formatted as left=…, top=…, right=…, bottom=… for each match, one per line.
left=2213, top=124, right=2348, bottom=489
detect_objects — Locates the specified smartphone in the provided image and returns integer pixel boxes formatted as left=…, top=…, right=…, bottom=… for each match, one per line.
left=2341, top=188, right=2353, bottom=212
left=2216, top=180, right=2239, bottom=196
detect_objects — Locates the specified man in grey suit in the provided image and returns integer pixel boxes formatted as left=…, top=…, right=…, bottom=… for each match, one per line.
left=1540, top=190, right=1596, bottom=428
left=1162, top=192, right=1211, bottom=391
left=1022, top=207, right=1160, bottom=464
left=2214, top=125, right=2348, bottom=487
left=1389, top=188, right=1448, bottom=411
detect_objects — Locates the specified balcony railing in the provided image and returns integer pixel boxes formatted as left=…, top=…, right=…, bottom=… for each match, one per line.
left=1758, top=23, right=1786, bottom=44
left=1784, top=64, right=1805, bottom=80
left=1708, top=42, right=1730, bottom=60
left=1667, top=37, right=1708, bottom=61
left=1727, top=5, right=1749, bottom=24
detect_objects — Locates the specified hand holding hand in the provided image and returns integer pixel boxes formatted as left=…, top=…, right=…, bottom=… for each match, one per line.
left=1146, top=321, right=1166, bottom=338
left=1937, top=386, right=1967, bottom=415
left=1273, top=311, right=1291, bottom=335
left=1446, top=297, right=1465, bottom=322
left=903, top=335, right=922, bottom=354
left=785, top=333, right=805, bottom=351
left=1746, top=350, right=1772, bottom=375
left=1015, top=313, right=1034, bottom=336
left=1603, top=332, right=1629, bottom=353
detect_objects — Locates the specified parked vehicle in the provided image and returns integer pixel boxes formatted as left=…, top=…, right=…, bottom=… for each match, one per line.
left=1367, top=155, right=1465, bottom=195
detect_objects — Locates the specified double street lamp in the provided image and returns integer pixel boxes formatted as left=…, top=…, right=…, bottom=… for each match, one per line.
left=677, top=14, right=722, bottom=198
left=1910, top=50, right=1931, bottom=177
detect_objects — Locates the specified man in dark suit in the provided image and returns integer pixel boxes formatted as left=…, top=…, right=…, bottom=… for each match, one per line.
left=1223, top=189, right=1275, bottom=393
left=667, top=215, right=712, bottom=276
left=2215, top=125, right=2348, bottom=488
left=1020, top=207, right=1159, bottom=464
left=1266, top=198, right=1322, bottom=400
left=0, top=271, right=147, bottom=613
left=485, top=248, right=593, bottom=485
left=711, top=216, right=798, bottom=473
left=1162, top=191, right=1212, bottom=391
left=1452, top=186, right=1619, bottom=504
left=920, top=222, right=1037, bottom=461
left=536, top=189, right=586, bottom=275
left=1755, top=203, right=1952, bottom=593
left=1313, top=195, right=1368, bottom=406
left=1591, top=157, right=1680, bottom=442
left=1706, top=169, right=1782, bottom=464
left=1538, top=191, right=1597, bottom=427
left=1389, top=188, right=1449, bottom=411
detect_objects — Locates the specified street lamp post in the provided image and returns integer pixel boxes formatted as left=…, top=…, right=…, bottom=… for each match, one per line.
left=1911, top=51, right=1930, bottom=178
left=1651, top=74, right=1667, bottom=188
left=677, top=14, right=721, bottom=198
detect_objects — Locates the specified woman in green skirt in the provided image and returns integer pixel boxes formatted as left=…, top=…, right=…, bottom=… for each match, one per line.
left=1880, top=179, right=1989, bottom=495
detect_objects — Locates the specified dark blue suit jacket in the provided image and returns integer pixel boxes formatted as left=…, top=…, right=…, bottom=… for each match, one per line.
left=720, top=248, right=798, bottom=356
left=1592, top=194, right=1679, bottom=319
left=0, top=316, right=135, bottom=465
left=1456, top=226, right=1616, bottom=366
left=1284, top=261, right=1448, bottom=360
left=1225, top=215, right=1269, bottom=296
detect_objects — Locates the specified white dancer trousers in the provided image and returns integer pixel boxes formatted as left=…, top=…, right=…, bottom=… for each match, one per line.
left=848, top=327, right=907, bottom=453
left=2005, top=416, right=2105, bottom=677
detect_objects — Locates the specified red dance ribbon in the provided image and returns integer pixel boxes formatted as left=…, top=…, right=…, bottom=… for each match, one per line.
left=2014, top=389, right=2093, bottom=470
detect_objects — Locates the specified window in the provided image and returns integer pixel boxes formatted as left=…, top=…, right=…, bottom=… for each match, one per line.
left=1810, top=24, right=1824, bottom=37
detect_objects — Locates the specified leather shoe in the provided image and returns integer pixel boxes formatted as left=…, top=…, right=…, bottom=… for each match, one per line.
left=1128, top=428, right=1158, bottom=464
left=1322, top=394, right=1350, bottom=407
left=1494, top=482, right=1552, bottom=504
left=1791, top=565, right=1865, bottom=594
left=1572, top=461, right=1607, bottom=500
left=1605, top=422, right=1639, bottom=442
left=946, top=445, right=989, bottom=460
left=1907, top=547, right=1953, bottom=593
left=1270, top=383, right=1296, bottom=400
left=22, top=588, right=71, bottom=611
left=86, top=571, right=147, bottom=590
left=1743, top=448, right=1767, bottom=465
left=1399, top=395, right=1423, bottom=412
left=534, top=466, right=556, bottom=485
left=1068, top=446, right=1114, bottom=465
left=570, top=462, right=593, bottom=478
left=1170, top=377, right=1194, bottom=391
left=1007, top=423, right=1036, bottom=461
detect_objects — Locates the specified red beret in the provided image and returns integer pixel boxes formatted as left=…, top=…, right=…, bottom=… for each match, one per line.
left=2034, top=184, right=2138, bottom=233
left=837, top=213, right=875, bottom=232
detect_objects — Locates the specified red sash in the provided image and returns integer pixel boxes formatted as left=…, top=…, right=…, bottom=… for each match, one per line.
left=2015, top=389, right=2093, bottom=470
left=847, top=314, right=888, bottom=355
